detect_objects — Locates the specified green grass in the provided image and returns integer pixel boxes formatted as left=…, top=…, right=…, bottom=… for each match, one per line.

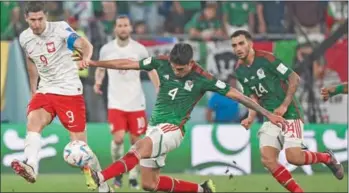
left=1, top=173, right=347, bottom=192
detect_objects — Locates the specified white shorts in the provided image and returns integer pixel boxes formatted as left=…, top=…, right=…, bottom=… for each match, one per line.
left=139, top=123, right=184, bottom=168
left=258, top=119, right=304, bottom=150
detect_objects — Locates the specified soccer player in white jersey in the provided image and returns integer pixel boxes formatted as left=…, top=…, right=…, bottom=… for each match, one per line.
left=11, top=2, right=112, bottom=192
left=94, top=15, right=159, bottom=189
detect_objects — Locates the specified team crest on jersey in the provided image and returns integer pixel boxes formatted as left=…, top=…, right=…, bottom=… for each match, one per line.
left=184, top=80, right=194, bottom=91
left=257, top=68, right=266, bottom=79
left=46, top=42, right=56, bottom=53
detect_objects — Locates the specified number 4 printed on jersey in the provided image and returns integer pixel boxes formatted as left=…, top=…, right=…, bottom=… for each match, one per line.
left=168, top=88, right=179, bottom=100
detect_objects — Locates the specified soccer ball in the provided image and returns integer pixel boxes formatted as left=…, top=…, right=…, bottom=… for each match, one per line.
left=63, top=140, right=93, bottom=168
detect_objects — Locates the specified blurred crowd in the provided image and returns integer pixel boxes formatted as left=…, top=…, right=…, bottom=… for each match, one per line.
left=1, top=1, right=348, bottom=42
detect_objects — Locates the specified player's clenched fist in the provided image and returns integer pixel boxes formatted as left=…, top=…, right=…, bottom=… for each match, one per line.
left=241, top=118, right=253, bottom=130
left=320, top=87, right=333, bottom=101
left=77, top=60, right=89, bottom=70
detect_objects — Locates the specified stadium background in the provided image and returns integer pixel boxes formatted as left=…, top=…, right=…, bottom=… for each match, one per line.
left=0, top=1, right=348, bottom=192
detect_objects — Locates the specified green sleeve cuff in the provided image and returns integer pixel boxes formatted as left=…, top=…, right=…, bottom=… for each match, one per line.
left=330, top=84, right=345, bottom=96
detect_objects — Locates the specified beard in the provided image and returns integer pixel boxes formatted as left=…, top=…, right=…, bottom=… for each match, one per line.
left=117, top=34, right=129, bottom=41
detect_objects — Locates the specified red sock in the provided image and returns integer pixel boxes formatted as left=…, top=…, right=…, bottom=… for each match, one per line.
left=272, top=165, right=303, bottom=193
left=101, top=150, right=140, bottom=181
left=303, top=151, right=331, bottom=165
left=155, top=176, right=201, bottom=192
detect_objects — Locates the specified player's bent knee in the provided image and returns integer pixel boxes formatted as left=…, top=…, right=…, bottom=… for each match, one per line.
left=141, top=180, right=157, bottom=191
left=113, top=137, right=124, bottom=145
left=27, top=116, right=49, bottom=132
left=260, top=149, right=279, bottom=170
left=113, top=130, right=126, bottom=144
left=285, top=148, right=303, bottom=166
left=129, top=137, right=153, bottom=158
left=261, top=156, right=278, bottom=170
left=27, top=109, right=52, bottom=132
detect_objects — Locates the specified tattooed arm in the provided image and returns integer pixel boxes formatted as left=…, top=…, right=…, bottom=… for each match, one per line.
left=246, top=94, right=259, bottom=120
left=273, top=72, right=300, bottom=116
left=226, top=87, right=271, bottom=117
left=281, top=72, right=300, bottom=107
left=226, top=87, right=286, bottom=126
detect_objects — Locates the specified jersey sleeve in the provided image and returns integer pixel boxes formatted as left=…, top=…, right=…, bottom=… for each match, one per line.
left=99, top=45, right=107, bottom=60
left=139, top=57, right=161, bottom=71
left=202, top=77, right=230, bottom=96
left=57, top=21, right=81, bottom=50
left=18, top=32, right=26, bottom=50
left=141, top=45, right=150, bottom=58
left=266, top=58, right=293, bottom=81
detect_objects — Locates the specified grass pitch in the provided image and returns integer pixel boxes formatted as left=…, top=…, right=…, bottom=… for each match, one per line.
left=1, top=173, right=347, bottom=192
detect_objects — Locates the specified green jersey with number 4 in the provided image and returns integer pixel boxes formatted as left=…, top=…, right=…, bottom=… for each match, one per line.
left=235, top=50, right=304, bottom=120
left=139, top=56, right=230, bottom=130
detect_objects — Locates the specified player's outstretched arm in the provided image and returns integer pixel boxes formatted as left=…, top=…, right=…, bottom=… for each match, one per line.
left=226, top=87, right=287, bottom=127
left=26, top=56, right=38, bottom=96
left=89, top=59, right=140, bottom=70
left=321, top=82, right=348, bottom=101
left=226, top=87, right=271, bottom=117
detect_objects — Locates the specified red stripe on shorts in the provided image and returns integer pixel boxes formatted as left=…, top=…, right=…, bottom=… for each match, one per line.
left=162, top=124, right=179, bottom=133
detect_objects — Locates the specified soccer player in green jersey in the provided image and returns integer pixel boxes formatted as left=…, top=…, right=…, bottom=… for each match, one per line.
left=321, top=82, right=348, bottom=101
left=231, top=30, right=344, bottom=193
left=80, top=43, right=286, bottom=192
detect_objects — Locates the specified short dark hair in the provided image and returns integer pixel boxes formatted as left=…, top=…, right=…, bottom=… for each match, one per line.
left=115, top=15, right=131, bottom=24
left=169, top=43, right=193, bottom=65
left=25, top=1, right=46, bottom=15
left=230, top=30, right=252, bottom=40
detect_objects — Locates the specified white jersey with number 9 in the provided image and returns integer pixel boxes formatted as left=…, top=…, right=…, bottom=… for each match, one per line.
left=19, top=21, right=83, bottom=96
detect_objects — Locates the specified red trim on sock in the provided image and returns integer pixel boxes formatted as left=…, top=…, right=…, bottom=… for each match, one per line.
left=303, top=151, right=331, bottom=165
left=101, top=151, right=139, bottom=181
left=272, top=165, right=303, bottom=193
left=156, top=176, right=200, bottom=192
left=304, top=151, right=310, bottom=164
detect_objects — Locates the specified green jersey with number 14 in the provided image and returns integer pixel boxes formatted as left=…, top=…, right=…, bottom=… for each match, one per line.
left=235, top=50, right=304, bottom=120
left=139, top=56, right=230, bottom=131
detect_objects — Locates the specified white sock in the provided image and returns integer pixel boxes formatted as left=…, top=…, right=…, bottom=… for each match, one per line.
left=128, top=165, right=139, bottom=180
left=87, top=151, right=110, bottom=192
left=24, top=131, right=41, bottom=175
left=111, top=141, right=124, bottom=162
left=198, top=185, right=204, bottom=192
